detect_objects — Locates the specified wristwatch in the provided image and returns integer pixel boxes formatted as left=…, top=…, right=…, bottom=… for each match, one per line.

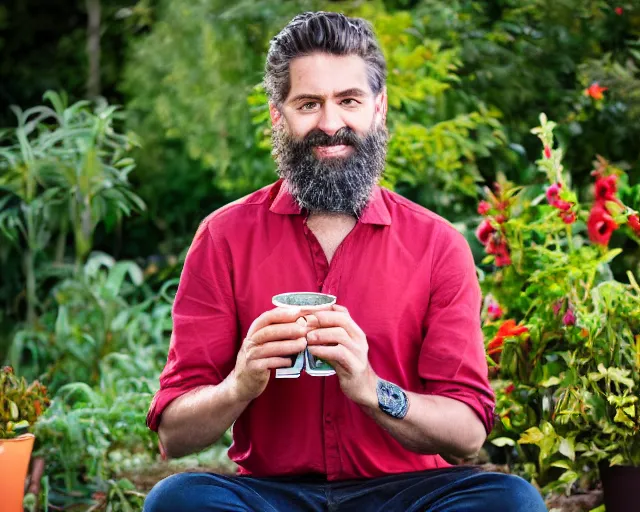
left=376, top=379, right=409, bottom=419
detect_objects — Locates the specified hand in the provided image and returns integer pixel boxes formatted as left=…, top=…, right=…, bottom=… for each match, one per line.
left=305, top=305, right=378, bottom=407
left=232, top=307, right=310, bottom=402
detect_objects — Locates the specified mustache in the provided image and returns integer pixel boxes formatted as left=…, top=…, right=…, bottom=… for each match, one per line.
left=301, top=127, right=361, bottom=148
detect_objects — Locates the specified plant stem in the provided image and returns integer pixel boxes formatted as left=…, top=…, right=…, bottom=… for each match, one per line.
left=565, top=224, right=574, bottom=253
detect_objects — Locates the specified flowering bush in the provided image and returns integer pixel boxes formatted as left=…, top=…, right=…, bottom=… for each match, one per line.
left=0, top=366, right=50, bottom=439
left=477, top=114, right=640, bottom=494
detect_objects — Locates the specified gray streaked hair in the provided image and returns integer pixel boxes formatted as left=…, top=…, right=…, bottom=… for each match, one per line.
left=264, top=11, right=387, bottom=106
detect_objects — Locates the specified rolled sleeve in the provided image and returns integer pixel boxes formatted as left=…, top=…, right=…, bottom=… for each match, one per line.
left=147, top=217, right=238, bottom=432
left=418, top=228, right=495, bottom=434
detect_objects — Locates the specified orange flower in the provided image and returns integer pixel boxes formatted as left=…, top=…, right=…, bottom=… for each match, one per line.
left=584, top=82, right=608, bottom=100
left=487, top=319, right=529, bottom=357
left=34, top=400, right=42, bottom=417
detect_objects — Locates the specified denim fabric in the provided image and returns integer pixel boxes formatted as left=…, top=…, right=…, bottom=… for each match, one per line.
left=143, top=467, right=547, bottom=512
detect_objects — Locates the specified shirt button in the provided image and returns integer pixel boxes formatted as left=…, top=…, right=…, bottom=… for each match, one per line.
left=325, top=414, right=332, bottom=424
left=317, top=280, right=323, bottom=287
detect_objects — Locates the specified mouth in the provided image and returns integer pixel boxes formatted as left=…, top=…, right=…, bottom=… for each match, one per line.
left=313, top=145, right=353, bottom=158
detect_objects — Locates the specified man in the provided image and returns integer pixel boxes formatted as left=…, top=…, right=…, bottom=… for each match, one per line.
left=144, top=11, right=546, bottom=512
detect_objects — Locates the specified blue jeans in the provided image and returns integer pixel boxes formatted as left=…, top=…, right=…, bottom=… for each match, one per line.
left=143, top=467, right=547, bottom=511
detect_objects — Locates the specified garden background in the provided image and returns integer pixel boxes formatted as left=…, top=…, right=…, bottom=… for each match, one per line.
left=1, top=0, right=639, bottom=510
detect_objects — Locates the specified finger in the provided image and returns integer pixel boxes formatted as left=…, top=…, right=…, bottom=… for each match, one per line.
left=306, top=327, right=351, bottom=347
left=247, top=338, right=307, bottom=360
left=246, top=307, right=303, bottom=338
left=302, top=314, right=321, bottom=329
left=307, top=344, right=353, bottom=370
left=332, top=304, right=349, bottom=314
left=250, top=357, right=299, bottom=371
left=311, top=311, right=363, bottom=339
left=251, top=323, right=310, bottom=345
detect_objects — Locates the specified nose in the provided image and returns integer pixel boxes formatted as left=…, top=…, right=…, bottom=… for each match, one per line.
left=315, top=103, right=346, bottom=137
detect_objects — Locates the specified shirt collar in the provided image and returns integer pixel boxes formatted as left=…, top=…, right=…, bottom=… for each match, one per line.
left=269, top=179, right=392, bottom=226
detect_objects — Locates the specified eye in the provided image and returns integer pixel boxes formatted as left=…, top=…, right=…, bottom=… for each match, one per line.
left=300, top=102, right=319, bottom=111
left=341, top=98, right=359, bottom=106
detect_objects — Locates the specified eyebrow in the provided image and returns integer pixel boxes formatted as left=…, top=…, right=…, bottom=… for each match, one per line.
left=288, top=88, right=369, bottom=104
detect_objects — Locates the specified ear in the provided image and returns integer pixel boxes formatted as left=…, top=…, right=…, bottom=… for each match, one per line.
left=269, top=102, right=283, bottom=126
left=375, top=87, right=388, bottom=124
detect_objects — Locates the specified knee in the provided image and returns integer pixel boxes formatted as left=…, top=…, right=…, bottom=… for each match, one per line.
left=144, top=473, right=200, bottom=512
left=493, top=474, right=547, bottom=512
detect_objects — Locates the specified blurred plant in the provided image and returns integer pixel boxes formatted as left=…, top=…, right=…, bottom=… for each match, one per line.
left=0, top=91, right=144, bottom=325
left=8, top=252, right=174, bottom=393
left=478, top=114, right=640, bottom=494
left=0, top=365, right=49, bottom=439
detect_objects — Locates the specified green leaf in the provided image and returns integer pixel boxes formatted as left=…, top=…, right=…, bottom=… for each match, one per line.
left=540, top=376, right=561, bottom=387
left=551, top=460, right=572, bottom=469
left=518, top=427, right=544, bottom=445
left=610, top=454, right=627, bottom=466
left=559, top=438, right=575, bottom=461
left=491, top=437, right=516, bottom=447
left=9, top=400, right=19, bottom=420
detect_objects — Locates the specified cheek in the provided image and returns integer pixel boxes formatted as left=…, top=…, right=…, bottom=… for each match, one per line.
left=286, top=116, right=317, bottom=139
left=350, top=110, right=377, bottom=136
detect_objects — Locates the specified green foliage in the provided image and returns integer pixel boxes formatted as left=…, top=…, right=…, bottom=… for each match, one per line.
left=9, top=253, right=172, bottom=393
left=0, top=365, right=49, bottom=439
left=479, top=114, right=640, bottom=494
left=0, top=91, right=144, bottom=331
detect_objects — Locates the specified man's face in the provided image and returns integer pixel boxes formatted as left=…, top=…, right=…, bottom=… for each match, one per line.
left=270, top=53, right=388, bottom=215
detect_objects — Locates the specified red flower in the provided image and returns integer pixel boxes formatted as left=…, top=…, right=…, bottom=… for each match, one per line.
left=628, top=214, right=640, bottom=235
left=563, top=309, right=576, bottom=326
left=615, top=6, right=623, bottom=15
left=477, top=200, right=491, bottom=215
left=584, top=82, right=608, bottom=100
left=554, top=199, right=572, bottom=212
left=546, top=183, right=562, bottom=206
left=505, top=383, right=515, bottom=395
left=587, top=203, right=618, bottom=245
left=488, top=301, right=503, bottom=321
left=487, top=319, right=529, bottom=358
left=495, top=251, right=512, bottom=267
left=560, top=211, right=577, bottom=224
left=476, top=219, right=496, bottom=245
left=594, top=175, right=618, bottom=202
left=491, top=239, right=511, bottom=266
left=495, top=213, right=507, bottom=224
left=544, top=145, right=552, bottom=159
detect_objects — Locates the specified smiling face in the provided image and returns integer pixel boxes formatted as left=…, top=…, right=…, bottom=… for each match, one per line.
left=270, top=53, right=389, bottom=215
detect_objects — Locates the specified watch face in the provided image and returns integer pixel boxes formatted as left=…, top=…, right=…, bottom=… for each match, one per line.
left=377, top=379, right=409, bottom=419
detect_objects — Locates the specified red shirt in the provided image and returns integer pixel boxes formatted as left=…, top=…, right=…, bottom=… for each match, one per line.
left=147, top=179, right=495, bottom=481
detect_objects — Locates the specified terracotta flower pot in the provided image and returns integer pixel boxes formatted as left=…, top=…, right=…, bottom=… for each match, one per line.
left=599, top=462, right=640, bottom=512
left=0, top=433, right=35, bottom=512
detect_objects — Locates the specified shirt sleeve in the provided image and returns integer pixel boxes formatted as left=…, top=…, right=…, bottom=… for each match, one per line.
left=418, top=226, right=496, bottom=434
left=146, top=216, right=238, bottom=432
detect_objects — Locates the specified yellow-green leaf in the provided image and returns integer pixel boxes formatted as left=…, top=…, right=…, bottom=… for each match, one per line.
left=9, top=400, right=19, bottom=420
left=518, top=427, right=544, bottom=445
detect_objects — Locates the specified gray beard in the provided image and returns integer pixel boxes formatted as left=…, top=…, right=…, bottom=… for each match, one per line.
left=271, top=124, right=388, bottom=216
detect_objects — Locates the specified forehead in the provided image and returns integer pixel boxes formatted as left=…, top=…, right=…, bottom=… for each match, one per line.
left=287, top=53, right=371, bottom=99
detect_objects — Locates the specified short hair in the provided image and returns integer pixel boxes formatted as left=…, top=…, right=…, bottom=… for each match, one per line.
left=264, top=11, right=387, bottom=106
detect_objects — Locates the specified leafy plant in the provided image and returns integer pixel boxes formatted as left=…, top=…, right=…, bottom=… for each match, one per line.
left=8, top=252, right=174, bottom=394
left=0, top=365, right=50, bottom=439
left=0, top=91, right=145, bottom=326
left=478, top=114, right=640, bottom=494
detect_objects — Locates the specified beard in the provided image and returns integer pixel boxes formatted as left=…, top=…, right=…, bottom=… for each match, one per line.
left=271, top=122, right=388, bottom=216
